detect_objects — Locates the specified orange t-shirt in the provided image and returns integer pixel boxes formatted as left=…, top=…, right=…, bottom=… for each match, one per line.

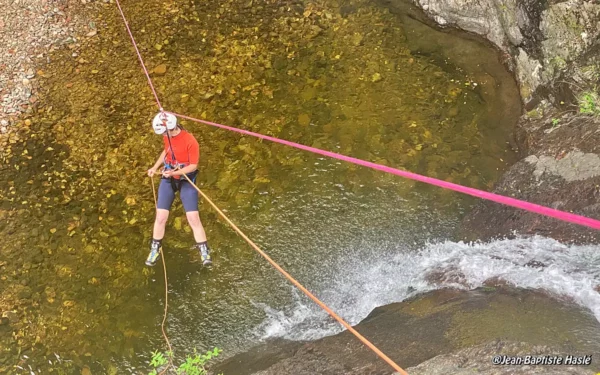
left=163, top=130, right=199, bottom=167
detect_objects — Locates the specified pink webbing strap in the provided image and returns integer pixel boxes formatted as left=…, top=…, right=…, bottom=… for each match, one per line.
left=170, top=111, right=600, bottom=231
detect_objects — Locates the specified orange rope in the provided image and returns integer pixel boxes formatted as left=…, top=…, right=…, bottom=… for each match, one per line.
left=150, top=175, right=174, bottom=374
left=181, top=173, right=409, bottom=375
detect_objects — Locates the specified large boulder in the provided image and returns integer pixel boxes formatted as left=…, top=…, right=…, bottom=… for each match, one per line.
left=213, top=288, right=600, bottom=374
left=461, top=108, right=600, bottom=244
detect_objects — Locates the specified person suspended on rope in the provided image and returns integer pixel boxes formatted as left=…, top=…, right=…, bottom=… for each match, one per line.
left=145, top=111, right=212, bottom=267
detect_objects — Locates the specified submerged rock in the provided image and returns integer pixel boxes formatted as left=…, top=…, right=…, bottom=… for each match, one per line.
left=298, top=113, right=311, bottom=126
left=153, top=64, right=167, bottom=75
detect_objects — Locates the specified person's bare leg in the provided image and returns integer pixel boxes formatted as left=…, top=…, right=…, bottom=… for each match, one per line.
left=153, top=209, right=170, bottom=240
left=146, top=209, right=170, bottom=266
left=186, top=211, right=212, bottom=265
left=185, top=211, right=207, bottom=243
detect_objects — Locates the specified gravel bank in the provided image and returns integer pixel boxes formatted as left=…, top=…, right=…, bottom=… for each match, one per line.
left=0, top=0, right=89, bottom=133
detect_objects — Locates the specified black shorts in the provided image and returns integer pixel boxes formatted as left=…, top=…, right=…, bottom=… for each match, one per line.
left=157, top=178, right=199, bottom=212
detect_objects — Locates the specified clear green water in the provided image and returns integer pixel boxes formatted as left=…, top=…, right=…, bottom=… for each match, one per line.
left=0, top=0, right=520, bottom=372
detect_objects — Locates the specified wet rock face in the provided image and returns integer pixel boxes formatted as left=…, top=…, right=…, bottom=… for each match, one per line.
left=407, top=0, right=600, bottom=104
left=215, top=288, right=600, bottom=374
left=412, top=0, right=530, bottom=50
left=461, top=111, right=600, bottom=244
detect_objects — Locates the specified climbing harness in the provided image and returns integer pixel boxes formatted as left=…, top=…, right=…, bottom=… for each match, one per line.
left=163, top=166, right=198, bottom=192
left=114, top=0, right=600, bottom=373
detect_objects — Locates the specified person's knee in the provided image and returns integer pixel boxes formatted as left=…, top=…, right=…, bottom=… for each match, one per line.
left=155, top=216, right=168, bottom=226
left=186, top=212, right=201, bottom=227
left=155, top=210, right=169, bottom=226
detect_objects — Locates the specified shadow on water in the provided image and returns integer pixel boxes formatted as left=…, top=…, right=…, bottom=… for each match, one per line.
left=0, top=0, right=522, bottom=373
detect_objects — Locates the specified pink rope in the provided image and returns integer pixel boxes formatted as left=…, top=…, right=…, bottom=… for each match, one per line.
left=170, top=111, right=600, bottom=231
left=114, top=0, right=163, bottom=111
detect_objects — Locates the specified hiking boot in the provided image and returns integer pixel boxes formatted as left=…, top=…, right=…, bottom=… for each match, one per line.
left=197, top=242, right=212, bottom=266
left=145, top=240, right=162, bottom=266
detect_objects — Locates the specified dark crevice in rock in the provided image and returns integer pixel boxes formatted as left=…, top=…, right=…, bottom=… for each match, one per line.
left=515, top=0, right=548, bottom=61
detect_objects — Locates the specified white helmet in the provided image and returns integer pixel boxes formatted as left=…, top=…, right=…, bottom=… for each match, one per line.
left=152, top=112, right=177, bottom=135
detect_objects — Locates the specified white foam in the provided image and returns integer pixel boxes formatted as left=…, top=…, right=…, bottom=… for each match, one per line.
left=254, top=236, right=600, bottom=341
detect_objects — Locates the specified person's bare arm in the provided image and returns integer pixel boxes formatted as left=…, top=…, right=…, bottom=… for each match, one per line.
left=147, top=150, right=167, bottom=176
